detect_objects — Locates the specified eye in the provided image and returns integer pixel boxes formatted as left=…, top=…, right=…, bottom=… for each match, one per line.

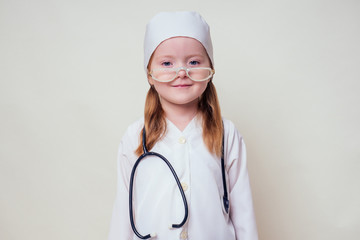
left=161, top=61, right=172, bottom=67
left=189, top=60, right=200, bottom=66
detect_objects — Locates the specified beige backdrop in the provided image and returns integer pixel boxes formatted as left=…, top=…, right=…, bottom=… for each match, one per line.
left=0, top=0, right=359, bottom=239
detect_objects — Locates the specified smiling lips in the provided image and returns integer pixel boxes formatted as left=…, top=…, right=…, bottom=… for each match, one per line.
left=172, top=84, right=192, bottom=88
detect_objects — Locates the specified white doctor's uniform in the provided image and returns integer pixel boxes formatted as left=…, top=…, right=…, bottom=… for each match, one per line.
left=108, top=116, right=258, bottom=240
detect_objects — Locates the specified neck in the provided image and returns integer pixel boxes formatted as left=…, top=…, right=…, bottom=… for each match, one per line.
left=161, top=99, right=198, bottom=131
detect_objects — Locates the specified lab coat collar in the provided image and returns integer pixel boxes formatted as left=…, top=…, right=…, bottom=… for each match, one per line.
left=165, top=114, right=201, bottom=135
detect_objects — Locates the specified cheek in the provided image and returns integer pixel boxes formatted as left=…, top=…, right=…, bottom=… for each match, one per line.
left=198, top=82, right=209, bottom=94
left=152, top=82, right=168, bottom=92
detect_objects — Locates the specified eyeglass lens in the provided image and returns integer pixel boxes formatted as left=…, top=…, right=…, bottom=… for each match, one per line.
left=152, top=68, right=212, bottom=81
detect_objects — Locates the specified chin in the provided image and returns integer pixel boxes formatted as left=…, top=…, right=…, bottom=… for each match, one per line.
left=173, top=97, right=200, bottom=106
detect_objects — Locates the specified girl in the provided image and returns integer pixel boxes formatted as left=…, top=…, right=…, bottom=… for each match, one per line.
left=108, top=11, right=258, bottom=240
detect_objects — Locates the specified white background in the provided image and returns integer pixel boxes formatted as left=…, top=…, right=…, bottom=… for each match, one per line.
left=1, top=0, right=359, bottom=239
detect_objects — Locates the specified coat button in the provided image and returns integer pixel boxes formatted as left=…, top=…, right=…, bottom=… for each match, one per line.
left=181, top=182, right=188, bottom=191
left=178, top=136, right=186, bottom=144
left=180, top=230, right=188, bottom=239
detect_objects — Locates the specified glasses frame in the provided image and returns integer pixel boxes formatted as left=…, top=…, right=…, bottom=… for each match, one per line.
left=148, top=67, right=215, bottom=82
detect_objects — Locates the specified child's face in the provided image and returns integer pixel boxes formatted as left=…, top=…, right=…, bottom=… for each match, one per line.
left=148, top=37, right=211, bottom=109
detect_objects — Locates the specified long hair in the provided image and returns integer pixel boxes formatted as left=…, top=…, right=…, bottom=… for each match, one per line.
left=135, top=85, right=166, bottom=156
left=135, top=81, right=223, bottom=157
left=198, top=81, right=223, bottom=156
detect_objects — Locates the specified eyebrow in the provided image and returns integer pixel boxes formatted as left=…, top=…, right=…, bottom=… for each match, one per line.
left=154, top=55, right=175, bottom=59
left=154, top=54, right=206, bottom=60
left=187, top=54, right=206, bottom=58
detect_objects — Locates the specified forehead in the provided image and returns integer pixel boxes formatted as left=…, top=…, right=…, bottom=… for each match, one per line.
left=153, top=37, right=208, bottom=57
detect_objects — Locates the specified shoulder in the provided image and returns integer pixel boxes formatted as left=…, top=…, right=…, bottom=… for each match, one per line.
left=222, top=117, right=246, bottom=163
left=222, top=117, right=243, bottom=142
left=124, top=117, right=144, bottom=137
left=119, top=117, right=144, bottom=153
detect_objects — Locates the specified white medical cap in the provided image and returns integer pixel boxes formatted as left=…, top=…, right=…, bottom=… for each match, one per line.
left=144, top=11, right=214, bottom=70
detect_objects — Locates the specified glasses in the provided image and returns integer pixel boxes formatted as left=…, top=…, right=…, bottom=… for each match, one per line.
left=149, top=67, right=215, bottom=82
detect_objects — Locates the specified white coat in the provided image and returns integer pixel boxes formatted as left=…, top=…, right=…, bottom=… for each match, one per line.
left=108, top=116, right=258, bottom=240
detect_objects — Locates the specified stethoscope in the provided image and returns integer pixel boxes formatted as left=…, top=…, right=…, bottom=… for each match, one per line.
left=129, top=126, right=229, bottom=239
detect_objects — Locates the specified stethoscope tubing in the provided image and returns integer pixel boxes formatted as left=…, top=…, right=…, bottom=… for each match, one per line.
left=221, top=129, right=229, bottom=213
left=129, top=128, right=189, bottom=239
left=128, top=124, right=229, bottom=239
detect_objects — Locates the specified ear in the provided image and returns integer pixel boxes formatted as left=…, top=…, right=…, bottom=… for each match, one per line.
left=147, top=73, right=154, bottom=85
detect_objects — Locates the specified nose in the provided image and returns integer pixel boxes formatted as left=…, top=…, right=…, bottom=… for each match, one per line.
left=178, top=68, right=187, bottom=78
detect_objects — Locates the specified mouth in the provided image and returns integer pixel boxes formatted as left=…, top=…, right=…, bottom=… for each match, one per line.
left=172, top=84, right=192, bottom=88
